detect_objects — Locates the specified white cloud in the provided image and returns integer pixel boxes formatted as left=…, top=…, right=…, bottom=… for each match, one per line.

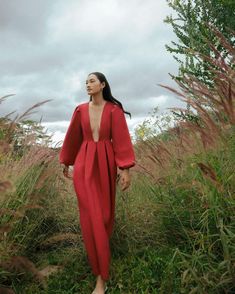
left=48, top=0, right=169, bottom=42
left=0, top=0, right=181, bottom=144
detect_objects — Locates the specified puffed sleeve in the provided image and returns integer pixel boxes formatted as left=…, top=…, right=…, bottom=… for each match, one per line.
left=111, top=105, right=136, bottom=170
left=59, top=106, right=83, bottom=166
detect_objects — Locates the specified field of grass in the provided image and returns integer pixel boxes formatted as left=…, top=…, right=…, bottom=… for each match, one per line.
left=0, top=27, right=234, bottom=294
left=0, top=131, right=234, bottom=293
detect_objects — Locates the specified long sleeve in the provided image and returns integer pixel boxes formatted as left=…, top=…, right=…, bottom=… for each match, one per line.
left=111, top=105, right=136, bottom=170
left=59, top=106, right=83, bottom=166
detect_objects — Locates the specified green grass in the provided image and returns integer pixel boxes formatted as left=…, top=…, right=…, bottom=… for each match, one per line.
left=10, top=245, right=180, bottom=294
left=1, top=130, right=234, bottom=294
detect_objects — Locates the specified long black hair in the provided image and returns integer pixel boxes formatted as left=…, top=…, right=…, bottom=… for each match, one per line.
left=88, top=71, right=132, bottom=119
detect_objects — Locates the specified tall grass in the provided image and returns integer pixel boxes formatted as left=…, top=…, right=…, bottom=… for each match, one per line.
left=134, top=24, right=235, bottom=293
left=0, top=24, right=234, bottom=293
left=0, top=100, right=82, bottom=293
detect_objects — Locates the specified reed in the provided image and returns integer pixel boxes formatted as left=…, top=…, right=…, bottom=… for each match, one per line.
left=0, top=98, right=81, bottom=292
left=0, top=24, right=234, bottom=294
left=133, top=24, right=235, bottom=293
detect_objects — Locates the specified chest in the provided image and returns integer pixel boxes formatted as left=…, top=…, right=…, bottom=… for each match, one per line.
left=88, top=104, right=106, bottom=132
left=85, top=102, right=110, bottom=142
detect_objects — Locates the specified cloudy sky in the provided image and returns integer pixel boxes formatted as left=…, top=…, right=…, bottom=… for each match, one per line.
left=0, top=0, right=183, bottom=146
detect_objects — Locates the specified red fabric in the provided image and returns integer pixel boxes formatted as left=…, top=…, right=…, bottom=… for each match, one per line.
left=59, top=101, right=136, bottom=280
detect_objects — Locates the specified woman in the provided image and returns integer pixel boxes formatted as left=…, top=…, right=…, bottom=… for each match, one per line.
left=59, top=72, right=136, bottom=294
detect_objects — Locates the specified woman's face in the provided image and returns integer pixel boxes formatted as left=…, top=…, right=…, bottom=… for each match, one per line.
left=86, top=74, right=105, bottom=96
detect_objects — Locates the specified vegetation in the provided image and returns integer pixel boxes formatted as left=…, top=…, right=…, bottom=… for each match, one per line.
left=165, top=0, right=235, bottom=87
left=0, top=16, right=234, bottom=294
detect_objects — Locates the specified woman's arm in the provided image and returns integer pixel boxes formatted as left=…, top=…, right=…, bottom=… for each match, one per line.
left=59, top=106, right=83, bottom=166
left=111, top=105, right=136, bottom=190
left=111, top=105, right=136, bottom=170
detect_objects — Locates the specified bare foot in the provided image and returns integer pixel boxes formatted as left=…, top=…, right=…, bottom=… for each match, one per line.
left=91, top=275, right=107, bottom=294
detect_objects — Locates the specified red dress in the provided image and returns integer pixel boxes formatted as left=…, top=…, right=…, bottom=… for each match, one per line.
left=59, top=100, right=136, bottom=281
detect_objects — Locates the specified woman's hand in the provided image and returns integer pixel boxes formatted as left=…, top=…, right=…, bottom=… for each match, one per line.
left=62, top=164, right=73, bottom=179
left=119, top=168, right=131, bottom=191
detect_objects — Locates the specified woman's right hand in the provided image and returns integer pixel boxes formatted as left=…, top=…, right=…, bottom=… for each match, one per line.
left=62, top=164, right=73, bottom=179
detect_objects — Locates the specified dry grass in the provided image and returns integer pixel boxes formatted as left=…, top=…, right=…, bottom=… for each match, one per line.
left=132, top=24, right=235, bottom=293
left=0, top=98, right=68, bottom=291
left=136, top=24, right=234, bottom=186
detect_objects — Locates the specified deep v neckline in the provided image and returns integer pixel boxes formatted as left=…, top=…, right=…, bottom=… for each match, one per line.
left=87, top=101, right=108, bottom=142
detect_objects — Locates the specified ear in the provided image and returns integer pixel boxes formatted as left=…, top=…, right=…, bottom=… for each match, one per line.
left=101, top=81, right=105, bottom=89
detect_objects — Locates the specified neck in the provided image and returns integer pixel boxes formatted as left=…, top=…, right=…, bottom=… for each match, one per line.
left=90, top=92, right=105, bottom=106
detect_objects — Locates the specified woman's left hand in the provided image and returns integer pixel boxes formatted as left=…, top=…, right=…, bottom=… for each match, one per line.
left=119, top=169, right=131, bottom=191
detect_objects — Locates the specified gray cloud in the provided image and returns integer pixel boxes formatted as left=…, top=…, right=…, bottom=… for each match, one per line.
left=0, top=0, right=184, bottom=145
